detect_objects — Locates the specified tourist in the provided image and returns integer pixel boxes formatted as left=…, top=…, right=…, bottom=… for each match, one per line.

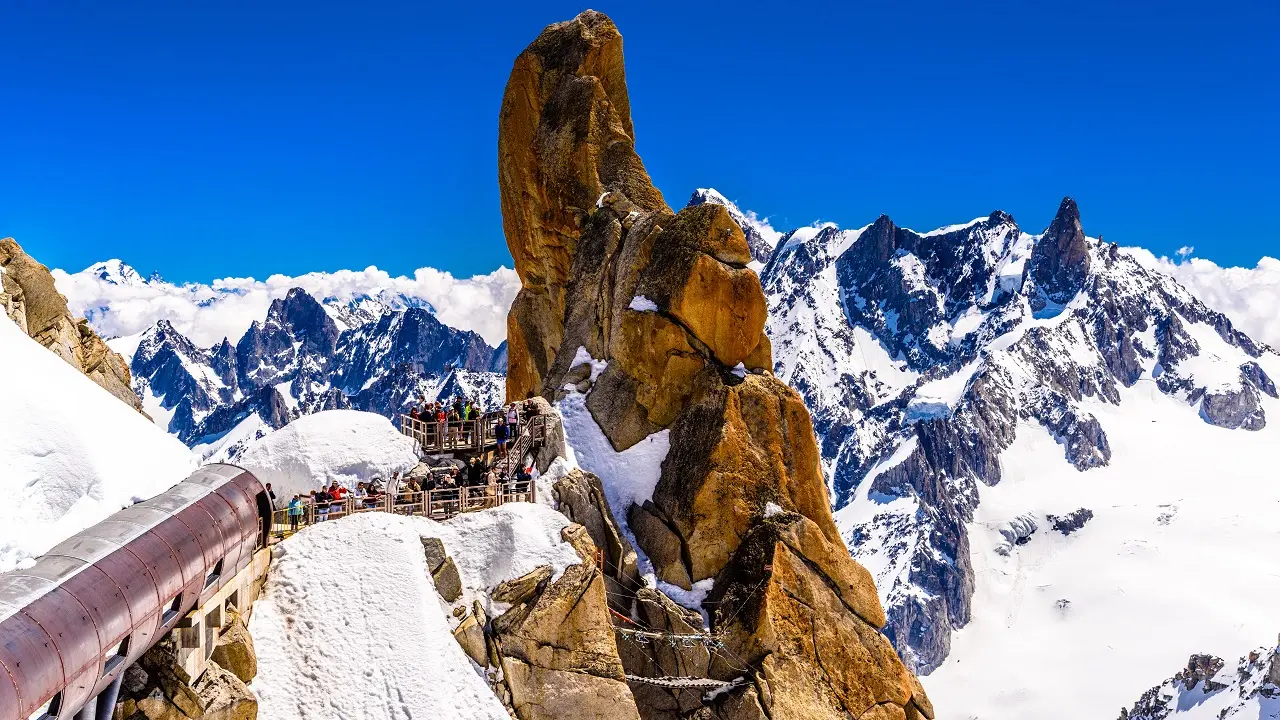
left=311, top=489, right=329, bottom=520
left=495, top=415, right=509, bottom=457
left=287, top=495, right=303, bottom=532
left=506, top=403, right=520, bottom=436
left=514, top=463, right=533, bottom=488
left=466, top=457, right=485, bottom=487
left=447, top=407, right=461, bottom=444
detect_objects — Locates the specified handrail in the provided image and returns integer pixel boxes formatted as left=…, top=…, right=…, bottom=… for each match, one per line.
left=268, top=480, right=537, bottom=538
left=397, top=403, right=547, bottom=459
left=399, top=415, right=496, bottom=453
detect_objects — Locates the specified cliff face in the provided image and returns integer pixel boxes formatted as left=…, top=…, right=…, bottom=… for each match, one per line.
left=0, top=237, right=142, bottom=412
left=500, top=12, right=930, bottom=720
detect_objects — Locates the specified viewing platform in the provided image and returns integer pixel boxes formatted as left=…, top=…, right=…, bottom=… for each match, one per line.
left=266, top=406, right=558, bottom=535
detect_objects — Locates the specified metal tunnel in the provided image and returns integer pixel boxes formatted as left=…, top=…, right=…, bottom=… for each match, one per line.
left=0, top=464, right=270, bottom=720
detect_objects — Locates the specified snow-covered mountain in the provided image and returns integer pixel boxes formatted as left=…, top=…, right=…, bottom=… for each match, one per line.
left=697, top=189, right=1280, bottom=719
left=1120, top=644, right=1280, bottom=719
left=54, top=257, right=519, bottom=349
left=120, top=282, right=506, bottom=460
left=0, top=306, right=196, bottom=572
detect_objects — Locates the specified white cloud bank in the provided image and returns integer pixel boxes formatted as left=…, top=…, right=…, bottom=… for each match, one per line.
left=52, top=261, right=521, bottom=348
left=1126, top=248, right=1280, bottom=349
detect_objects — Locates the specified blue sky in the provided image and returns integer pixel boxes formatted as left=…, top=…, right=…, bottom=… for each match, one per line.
left=1, top=0, right=1275, bottom=283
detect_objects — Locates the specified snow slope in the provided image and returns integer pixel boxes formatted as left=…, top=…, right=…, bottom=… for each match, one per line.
left=0, top=313, right=197, bottom=571
left=249, top=513, right=508, bottom=720
left=249, top=505, right=582, bottom=720
left=924, top=379, right=1280, bottom=720
left=235, top=410, right=419, bottom=498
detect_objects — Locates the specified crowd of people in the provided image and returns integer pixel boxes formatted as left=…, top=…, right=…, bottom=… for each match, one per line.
left=404, top=396, right=522, bottom=455
left=276, top=458, right=536, bottom=532
left=269, top=396, right=542, bottom=536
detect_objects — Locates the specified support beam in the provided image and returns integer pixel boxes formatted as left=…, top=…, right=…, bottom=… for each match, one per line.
left=95, top=672, right=124, bottom=720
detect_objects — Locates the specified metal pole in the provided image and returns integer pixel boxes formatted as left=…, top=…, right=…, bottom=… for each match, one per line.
left=94, top=669, right=125, bottom=720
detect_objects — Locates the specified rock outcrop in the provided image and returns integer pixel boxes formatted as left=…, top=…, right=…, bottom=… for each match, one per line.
left=499, top=11, right=928, bottom=719
left=114, top=628, right=259, bottom=720
left=445, top=524, right=642, bottom=720
left=1118, top=645, right=1280, bottom=719
left=0, top=237, right=142, bottom=411
left=1026, top=197, right=1091, bottom=312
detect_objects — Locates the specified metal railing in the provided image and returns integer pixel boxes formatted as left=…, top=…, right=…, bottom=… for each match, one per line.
left=398, top=405, right=550, bottom=460
left=267, top=480, right=537, bottom=538
left=399, top=415, right=490, bottom=453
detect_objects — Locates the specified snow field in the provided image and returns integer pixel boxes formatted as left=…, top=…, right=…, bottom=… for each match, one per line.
left=923, top=380, right=1280, bottom=720
left=0, top=313, right=197, bottom=571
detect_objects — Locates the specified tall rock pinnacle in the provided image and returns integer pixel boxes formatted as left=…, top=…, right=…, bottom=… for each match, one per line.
left=1026, top=196, right=1091, bottom=311
left=499, top=11, right=932, bottom=720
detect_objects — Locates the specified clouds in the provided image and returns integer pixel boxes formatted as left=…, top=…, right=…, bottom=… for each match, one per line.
left=1126, top=247, right=1280, bottom=349
left=52, top=262, right=521, bottom=348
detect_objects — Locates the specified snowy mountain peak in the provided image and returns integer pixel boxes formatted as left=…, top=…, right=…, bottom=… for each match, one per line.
left=1120, top=645, right=1280, bottom=719
left=685, top=187, right=782, bottom=266
left=120, top=286, right=505, bottom=461
left=743, top=193, right=1280, bottom=692
left=85, top=259, right=146, bottom=287
left=1026, top=196, right=1091, bottom=312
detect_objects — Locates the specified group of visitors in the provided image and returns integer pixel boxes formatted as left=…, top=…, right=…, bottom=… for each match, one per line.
left=404, top=395, right=524, bottom=454
left=268, top=397, right=544, bottom=537
left=283, top=478, right=388, bottom=530
left=277, top=458, right=537, bottom=532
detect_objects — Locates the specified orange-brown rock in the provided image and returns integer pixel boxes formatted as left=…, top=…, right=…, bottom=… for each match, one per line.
left=708, top=515, right=931, bottom=720
left=492, top=525, right=641, bottom=720
left=499, top=10, right=665, bottom=401
left=1, top=237, right=142, bottom=412
left=652, top=369, right=840, bottom=582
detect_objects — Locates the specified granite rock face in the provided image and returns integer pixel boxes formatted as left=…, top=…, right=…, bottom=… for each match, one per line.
left=1, top=237, right=142, bottom=412
left=1026, top=197, right=1091, bottom=312
left=449, top=525, right=642, bottom=720
left=499, top=11, right=927, bottom=719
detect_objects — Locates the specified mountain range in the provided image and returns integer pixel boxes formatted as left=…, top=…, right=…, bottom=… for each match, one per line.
left=75, top=262, right=507, bottom=459
left=694, top=189, right=1280, bottom=719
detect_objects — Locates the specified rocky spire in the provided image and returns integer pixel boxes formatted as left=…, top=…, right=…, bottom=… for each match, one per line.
left=499, top=10, right=667, bottom=401
left=1026, top=197, right=1091, bottom=311
left=499, top=11, right=931, bottom=720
